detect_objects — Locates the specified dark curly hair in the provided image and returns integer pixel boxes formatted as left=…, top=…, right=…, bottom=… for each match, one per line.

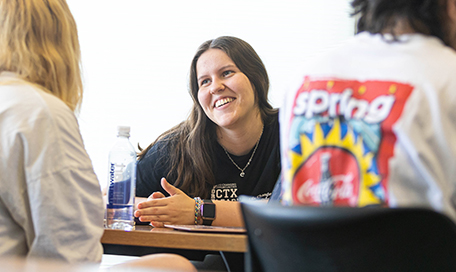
left=351, top=0, right=451, bottom=46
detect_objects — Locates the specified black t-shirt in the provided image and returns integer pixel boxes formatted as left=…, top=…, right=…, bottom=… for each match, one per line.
left=136, top=113, right=281, bottom=200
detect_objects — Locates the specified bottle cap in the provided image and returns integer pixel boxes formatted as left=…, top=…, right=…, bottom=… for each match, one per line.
left=117, top=126, right=130, bottom=137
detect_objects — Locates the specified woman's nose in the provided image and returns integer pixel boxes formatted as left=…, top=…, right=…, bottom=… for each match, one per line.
left=209, top=79, right=225, bottom=94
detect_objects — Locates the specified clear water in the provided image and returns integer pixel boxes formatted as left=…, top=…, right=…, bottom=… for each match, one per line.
left=106, top=205, right=135, bottom=231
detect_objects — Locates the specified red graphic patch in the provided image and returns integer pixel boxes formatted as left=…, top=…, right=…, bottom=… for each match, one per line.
left=286, top=77, right=414, bottom=206
left=293, top=147, right=360, bottom=206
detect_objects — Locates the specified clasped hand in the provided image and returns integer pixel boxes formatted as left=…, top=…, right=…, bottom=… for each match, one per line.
left=134, top=178, right=195, bottom=228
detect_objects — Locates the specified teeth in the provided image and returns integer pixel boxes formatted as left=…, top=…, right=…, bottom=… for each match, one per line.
left=215, top=98, right=234, bottom=108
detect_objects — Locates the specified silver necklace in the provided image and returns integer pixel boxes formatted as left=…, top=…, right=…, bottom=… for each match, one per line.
left=221, top=126, right=264, bottom=178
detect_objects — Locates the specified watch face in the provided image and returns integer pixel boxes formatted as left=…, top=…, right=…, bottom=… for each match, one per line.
left=202, top=202, right=216, bottom=219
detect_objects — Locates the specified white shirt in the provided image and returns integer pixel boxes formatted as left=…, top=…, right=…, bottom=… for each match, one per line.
left=0, top=72, right=104, bottom=262
left=280, top=32, right=456, bottom=221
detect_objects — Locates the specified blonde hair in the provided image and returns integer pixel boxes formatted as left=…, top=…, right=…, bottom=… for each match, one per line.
left=0, top=0, right=82, bottom=112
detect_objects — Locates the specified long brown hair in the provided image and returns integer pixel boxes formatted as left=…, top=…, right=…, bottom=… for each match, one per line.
left=0, top=0, right=83, bottom=112
left=139, top=36, right=277, bottom=198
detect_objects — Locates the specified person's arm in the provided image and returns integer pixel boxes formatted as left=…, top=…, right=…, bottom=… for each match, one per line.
left=134, top=178, right=245, bottom=227
left=24, top=99, right=104, bottom=263
left=211, top=200, right=244, bottom=227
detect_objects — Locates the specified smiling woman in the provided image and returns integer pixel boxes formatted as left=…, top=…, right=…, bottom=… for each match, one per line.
left=134, top=36, right=280, bottom=229
left=68, top=1, right=355, bottom=193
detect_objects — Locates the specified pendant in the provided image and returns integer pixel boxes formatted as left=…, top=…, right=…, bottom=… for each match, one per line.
left=240, top=172, right=245, bottom=177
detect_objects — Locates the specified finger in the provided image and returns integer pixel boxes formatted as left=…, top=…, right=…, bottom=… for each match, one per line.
left=161, top=177, right=181, bottom=196
left=134, top=210, right=141, bottom=218
left=150, top=221, right=165, bottom=228
left=134, top=207, right=163, bottom=218
left=139, top=214, right=168, bottom=222
left=137, top=198, right=168, bottom=209
left=138, top=215, right=150, bottom=222
left=135, top=206, right=170, bottom=218
left=141, top=215, right=176, bottom=226
left=149, top=192, right=165, bottom=199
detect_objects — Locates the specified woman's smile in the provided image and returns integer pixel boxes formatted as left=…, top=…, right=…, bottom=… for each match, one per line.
left=214, top=97, right=235, bottom=108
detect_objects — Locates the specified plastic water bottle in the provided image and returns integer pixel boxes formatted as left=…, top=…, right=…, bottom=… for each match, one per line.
left=106, top=126, right=136, bottom=230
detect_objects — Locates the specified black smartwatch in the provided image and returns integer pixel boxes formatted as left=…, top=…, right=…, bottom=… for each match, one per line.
left=201, top=200, right=216, bottom=226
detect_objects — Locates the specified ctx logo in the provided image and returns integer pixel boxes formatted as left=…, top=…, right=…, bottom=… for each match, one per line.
left=292, top=148, right=360, bottom=206
left=211, top=183, right=238, bottom=201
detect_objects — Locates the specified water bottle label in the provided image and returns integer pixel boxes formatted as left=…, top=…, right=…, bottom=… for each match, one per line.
left=107, top=179, right=132, bottom=208
left=109, top=162, right=126, bottom=184
left=107, top=162, right=133, bottom=207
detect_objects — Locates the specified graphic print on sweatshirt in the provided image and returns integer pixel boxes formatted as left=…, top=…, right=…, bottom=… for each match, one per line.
left=285, top=77, right=413, bottom=206
left=210, top=183, right=272, bottom=201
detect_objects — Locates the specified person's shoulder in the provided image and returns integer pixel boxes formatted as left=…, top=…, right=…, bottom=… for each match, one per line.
left=5, top=74, right=71, bottom=110
left=141, top=130, right=181, bottom=161
left=402, top=34, right=456, bottom=84
left=421, top=35, right=456, bottom=64
left=0, top=73, right=92, bottom=173
left=0, top=73, right=74, bottom=132
left=263, top=111, right=280, bottom=139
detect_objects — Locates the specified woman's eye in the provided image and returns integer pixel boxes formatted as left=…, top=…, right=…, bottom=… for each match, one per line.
left=200, top=79, right=210, bottom=86
left=222, top=70, right=234, bottom=77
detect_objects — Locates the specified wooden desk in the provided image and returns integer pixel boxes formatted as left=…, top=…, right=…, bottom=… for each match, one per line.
left=102, top=225, right=247, bottom=257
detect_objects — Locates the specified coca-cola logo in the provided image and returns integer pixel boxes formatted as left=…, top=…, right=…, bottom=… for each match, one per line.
left=285, top=78, right=415, bottom=207
left=292, top=147, right=360, bottom=206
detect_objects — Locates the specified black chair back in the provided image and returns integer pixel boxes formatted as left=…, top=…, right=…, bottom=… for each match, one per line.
left=240, top=200, right=456, bottom=272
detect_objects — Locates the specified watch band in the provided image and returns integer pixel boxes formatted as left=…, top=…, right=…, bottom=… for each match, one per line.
left=202, top=219, right=213, bottom=225
left=203, top=219, right=213, bottom=226
left=201, top=199, right=216, bottom=226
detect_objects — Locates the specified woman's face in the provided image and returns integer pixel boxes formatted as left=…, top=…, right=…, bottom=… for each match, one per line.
left=196, top=49, right=259, bottom=129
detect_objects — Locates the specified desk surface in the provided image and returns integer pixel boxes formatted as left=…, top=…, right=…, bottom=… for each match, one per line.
left=102, top=225, right=247, bottom=253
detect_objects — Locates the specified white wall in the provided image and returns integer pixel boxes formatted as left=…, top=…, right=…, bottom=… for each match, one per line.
left=67, top=0, right=356, bottom=190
